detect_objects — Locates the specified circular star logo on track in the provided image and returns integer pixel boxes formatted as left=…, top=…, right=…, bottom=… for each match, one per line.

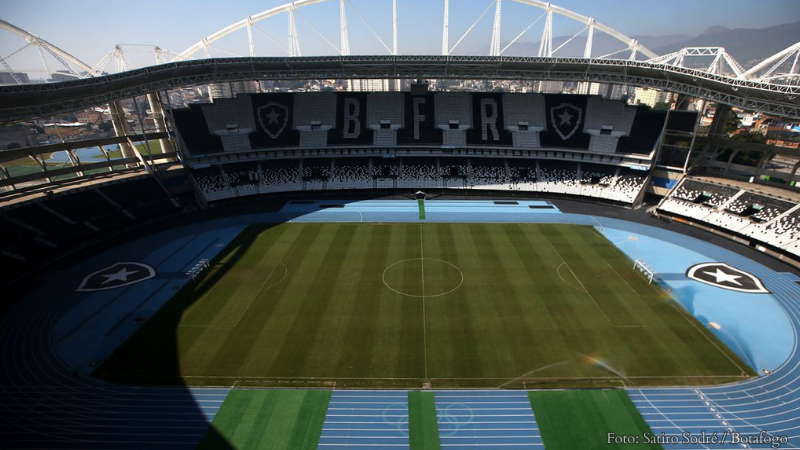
left=75, top=262, right=156, bottom=292
left=685, top=262, right=770, bottom=294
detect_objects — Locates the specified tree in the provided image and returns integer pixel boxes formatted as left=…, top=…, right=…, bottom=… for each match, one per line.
left=653, top=101, right=671, bottom=111
left=731, top=130, right=767, bottom=144
left=724, top=113, right=740, bottom=134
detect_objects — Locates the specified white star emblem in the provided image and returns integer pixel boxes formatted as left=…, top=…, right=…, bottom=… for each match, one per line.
left=101, top=267, right=139, bottom=285
left=266, top=108, right=280, bottom=125
left=558, top=110, right=574, bottom=126
left=702, top=268, right=742, bottom=286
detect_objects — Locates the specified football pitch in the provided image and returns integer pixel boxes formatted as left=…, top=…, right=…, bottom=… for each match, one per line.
left=98, top=222, right=754, bottom=388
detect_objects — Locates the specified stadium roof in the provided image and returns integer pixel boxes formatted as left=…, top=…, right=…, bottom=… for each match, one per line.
left=1, top=56, right=799, bottom=123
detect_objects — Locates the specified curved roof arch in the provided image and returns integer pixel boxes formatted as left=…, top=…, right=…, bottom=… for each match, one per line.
left=0, top=18, right=98, bottom=77
left=175, top=0, right=657, bottom=60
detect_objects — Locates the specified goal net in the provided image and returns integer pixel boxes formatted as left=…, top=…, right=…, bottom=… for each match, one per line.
left=633, top=260, right=656, bottom=284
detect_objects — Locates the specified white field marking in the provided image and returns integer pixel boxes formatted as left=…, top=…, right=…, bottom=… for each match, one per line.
left=556, top=262, right=586, bottom=292
left=420, top=223, right=428, bottom=380
left=230, top=262, right=288, bottom=327
left=381, top=258, right=464, bottom=298
left=664, top=294, right=750, bottom=375
left=591, top=215, right=604, bottom=230
left=120, top=374, right=749, bottom=380
left=497, top=360, right=573, bottom=388
left=544, top=238, right=615, bottom=327
left=604, top=259, right=638, bottom=294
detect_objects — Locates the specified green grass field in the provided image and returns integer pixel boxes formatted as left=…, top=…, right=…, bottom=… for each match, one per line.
left=528, top=390, right=662, bottom=450
left=197, top=390, right=330, bottom=450
left=97, top=222, right=754, bottom=388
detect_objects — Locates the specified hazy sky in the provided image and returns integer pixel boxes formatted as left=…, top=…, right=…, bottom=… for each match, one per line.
left=1, top=0, right=798, bottom=75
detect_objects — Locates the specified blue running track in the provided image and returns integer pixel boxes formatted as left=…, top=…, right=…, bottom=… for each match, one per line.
left=318, top=391, right=409, bottom=449
left=2, top=200, right=800, bottom=449
left=435, top=391, right=543, bottom=449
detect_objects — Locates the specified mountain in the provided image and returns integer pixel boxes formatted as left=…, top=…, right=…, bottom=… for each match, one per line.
left=652, top=21, right=800, bottom=68
left=633, top=34, right=694, bottom=50
left=461, top=22, right=799, bottom=69
left=465, top=33, right=685, bottom=58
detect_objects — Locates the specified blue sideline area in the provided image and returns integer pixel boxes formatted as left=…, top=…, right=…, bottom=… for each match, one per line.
left=3, top=199, right=800, bottom=449
left=599, top=227, right=792, bottom=373
left=52, top=226, right=245, bottom=374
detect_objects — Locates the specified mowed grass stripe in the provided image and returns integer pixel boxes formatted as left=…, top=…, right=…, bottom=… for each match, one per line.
left=256, top=223, right=358, bottom=377
left=528, top=390, right=662, bottom=450
left=367, top=224, right=425, bottom=381
left=211, top=223, right=326, bottom=377
left=557, top=227, right=749, bottom=376
left=469, top=223, right=543, bottom=378
left=553, top=226, right=642, bottom=327
left=408, top=391, right=441, bottom=450
left=98, top=223, right=755, bottom=387
left=330, top=223, right=393, bottom=377
left=425, top=224, right=482, bottom=380
left=185, top=224, right=300, bottom=326
left=197, top=390, right=331, bottom=450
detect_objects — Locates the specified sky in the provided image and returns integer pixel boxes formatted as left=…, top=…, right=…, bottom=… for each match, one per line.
left=1, top=0, right=798, bottom=77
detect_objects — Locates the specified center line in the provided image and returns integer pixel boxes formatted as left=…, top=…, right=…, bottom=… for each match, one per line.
left=420, top=223, right=428, bottom=380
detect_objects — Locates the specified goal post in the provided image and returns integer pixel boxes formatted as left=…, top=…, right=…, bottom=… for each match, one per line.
left=633, top=260, right=656, bottom=284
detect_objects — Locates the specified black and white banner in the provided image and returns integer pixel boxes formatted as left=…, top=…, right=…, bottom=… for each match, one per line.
left=397, top=93, right=442, bottom=145
left=249, top=93, right=300, bottom=148
left=540, top=94, right=590, bottom=149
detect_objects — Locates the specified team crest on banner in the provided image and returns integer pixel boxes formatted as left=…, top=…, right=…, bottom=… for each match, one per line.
left=686, top=262, right=770, bottom=294
left=75, top=262, right=156, bottom=292
left=550, top=103, right=583, bottom=140
left=257, top=102, right=289, bottom=138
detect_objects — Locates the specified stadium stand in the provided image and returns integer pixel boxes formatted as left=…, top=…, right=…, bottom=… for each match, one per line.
left=615, top=107, right=666, bottom=155
left=225, top=162, right=261, bottom=197
left=368, top=93, right=403, bottom=146
left=608, top=168, right=648, bottom=203
left=766, top=207, right=800, bottom=248
left=503, top=93, right=545, bottom=149
left=468, top=158, right=508, bottom=190
left=435, top=93, right=471, bottom=146
left=674, top=179, right=740, bottom=207
left=0, top=176, right=178, bottom=279
left=585, top=97, right=637, bottom=154
left=192, top=165, right=232, bottom=201
left=260, top=159, right=301, bottom=193
left=172, top=105, right=223, bottom=155
left=538, top=160, right=581, bottom=196
left=372, top=158, right=399, bottom=189
left=330, top=158, right=372, bottom=190
left=203, top=97, right=256, bottom=134
left=188, top=156, right=648, bottom=204
left=294, top=93, right=336, bottom=147
left=658, top=178, right=800, bottom=259
left=400, top=157, right=440, bottom=189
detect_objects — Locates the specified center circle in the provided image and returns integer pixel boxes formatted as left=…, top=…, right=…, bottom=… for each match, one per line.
left=381, top=258, right=464, bottom=298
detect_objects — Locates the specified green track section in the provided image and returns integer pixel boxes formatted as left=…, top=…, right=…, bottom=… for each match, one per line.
left=408, top=391, right=441, bottom=450
left=97, top=223, right=754, bottom=388
left=197, top=390, right=331, bottom=450
left=418, top=199, right=426, bottom=219
left=528, top=390, right=662, bottom=450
